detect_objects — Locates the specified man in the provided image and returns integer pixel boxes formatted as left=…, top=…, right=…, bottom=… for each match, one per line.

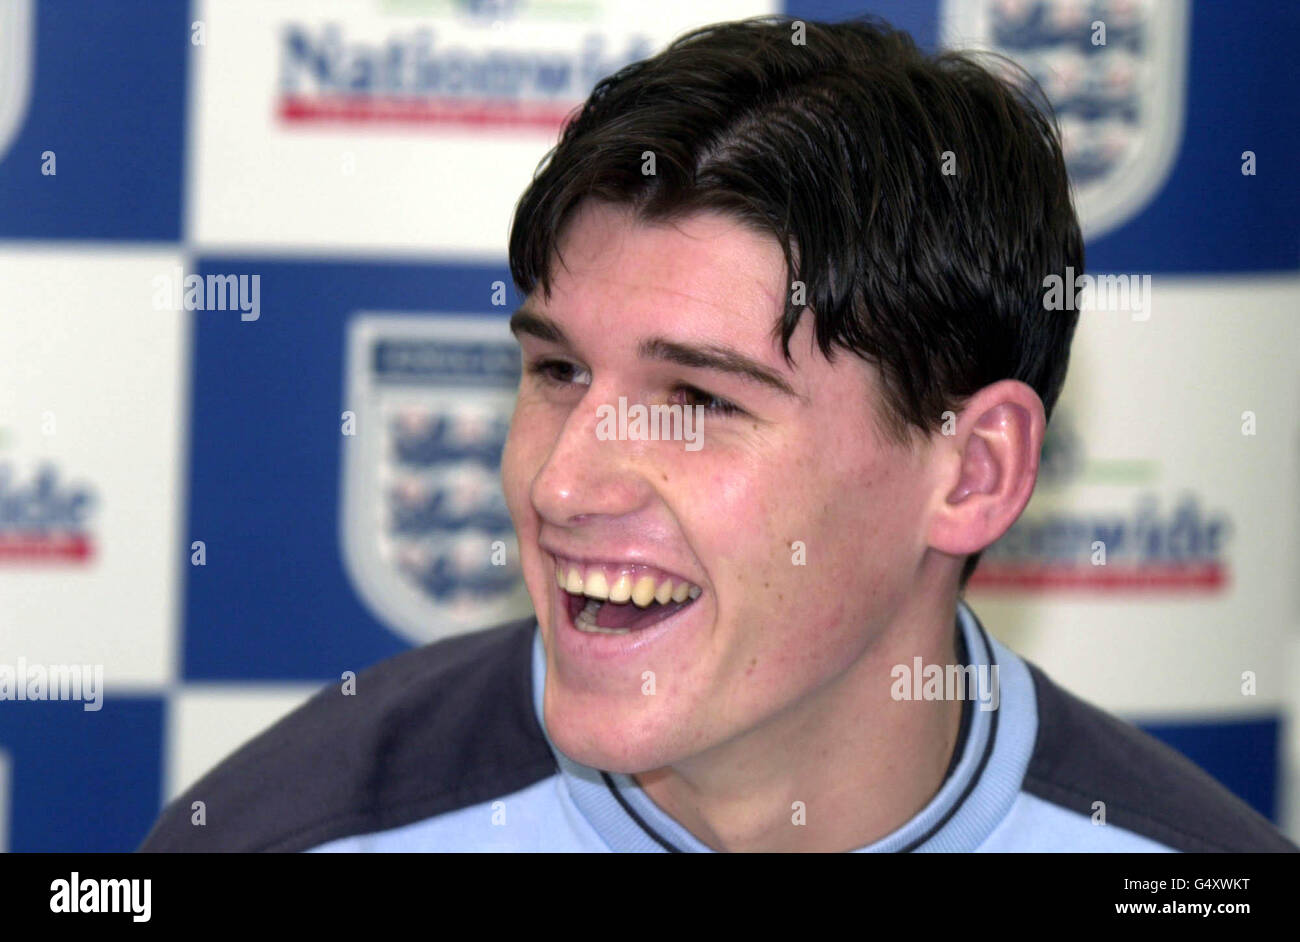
left=140, top=15, right=1297, bottom=853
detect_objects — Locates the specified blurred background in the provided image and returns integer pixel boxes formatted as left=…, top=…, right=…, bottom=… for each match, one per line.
left=0, top=0, right=1297, bottom=851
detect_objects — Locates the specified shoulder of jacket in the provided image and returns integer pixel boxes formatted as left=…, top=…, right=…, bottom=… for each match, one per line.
left=1023, top=659, right=1298, bottom=852
left=138, top=617, right=554, bottom=852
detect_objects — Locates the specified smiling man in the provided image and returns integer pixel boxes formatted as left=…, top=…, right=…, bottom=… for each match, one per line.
left=501, top=201, right=989, bottom=852
left=140, top=15, right=1297, bottom=853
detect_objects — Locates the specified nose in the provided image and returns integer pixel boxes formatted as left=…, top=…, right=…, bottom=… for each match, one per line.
left=530, top=387, right=656, bottom=527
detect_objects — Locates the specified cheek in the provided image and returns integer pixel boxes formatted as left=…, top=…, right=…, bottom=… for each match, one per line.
left=499, top=431, right=528, bottom=512
left=501, top=403, right=547, bottom=507
left=501, top=414, right=557, bottom=625
left=710, top=442, right=915, bottom=633
left=500, top=414, right=552, bottom=565
left=672, top=455, right=772, bottom=569
left=678, top=452, right=809, bottom=629
left=700, top=443, right=834, bottom=565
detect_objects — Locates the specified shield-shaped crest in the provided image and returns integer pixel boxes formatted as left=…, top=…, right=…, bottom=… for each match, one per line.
left=941, top=0, right=1189, bottom=239
left=0, top=0, right=33, bottom=163
left=341, top=313, right=532, bottom=646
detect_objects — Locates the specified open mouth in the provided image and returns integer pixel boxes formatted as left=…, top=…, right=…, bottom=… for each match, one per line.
left=555, top=560, right=702, bottom=635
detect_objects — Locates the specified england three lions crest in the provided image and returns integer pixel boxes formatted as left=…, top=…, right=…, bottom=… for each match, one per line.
left=942, top=0, right=1189, bottom=239
left=0, top=0, right=33, bottom=163
left=341, top=313, right=531, bottom=646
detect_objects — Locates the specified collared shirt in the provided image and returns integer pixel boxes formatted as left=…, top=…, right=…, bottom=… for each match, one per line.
left=139, top=601, right=1299, bottom=853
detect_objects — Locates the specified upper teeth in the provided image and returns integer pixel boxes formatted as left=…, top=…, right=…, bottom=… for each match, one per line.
left=554, top=560, right=702, bottom=608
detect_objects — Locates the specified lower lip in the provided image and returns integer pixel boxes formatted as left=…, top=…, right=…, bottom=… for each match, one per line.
left=551, top=580, right=704, bottom=663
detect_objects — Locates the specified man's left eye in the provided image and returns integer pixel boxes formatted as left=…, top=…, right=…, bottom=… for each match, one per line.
left=671, top=385, right=741, bottom=417
left=528, top=358, right=591, bottom=387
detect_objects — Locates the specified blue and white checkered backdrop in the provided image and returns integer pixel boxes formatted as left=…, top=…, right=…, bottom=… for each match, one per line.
left=1, top=0, right=1298, bottom=851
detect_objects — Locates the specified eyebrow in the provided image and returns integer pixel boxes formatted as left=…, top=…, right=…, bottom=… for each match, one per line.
left=509, top=307, right=568, bottom=345
left=637, top=337, right=799, bottom=399
left=509, top=305, right=800, bottom=400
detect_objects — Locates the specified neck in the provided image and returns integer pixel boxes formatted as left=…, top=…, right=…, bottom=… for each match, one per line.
left=634, top=575, right=965, bottom=852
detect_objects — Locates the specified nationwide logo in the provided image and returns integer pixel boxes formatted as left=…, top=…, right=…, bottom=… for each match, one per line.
left=972, top=493, right=1231, bottom=591
left=0, top=463, right=98, bottom=564
left=277, top=20, right=653, bottom=131
left=941, top=0, right=1189, bottom=239
left=968, top=413, right=1232, bottom=593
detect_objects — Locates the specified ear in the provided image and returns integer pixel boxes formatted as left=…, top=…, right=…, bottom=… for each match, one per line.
left=927, top=380, right=1046, bottom=558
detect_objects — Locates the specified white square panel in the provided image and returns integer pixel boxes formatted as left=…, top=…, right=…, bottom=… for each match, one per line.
left=188, top=0, right=774, bottom=254
left=0, top=247, right=190, bottom=689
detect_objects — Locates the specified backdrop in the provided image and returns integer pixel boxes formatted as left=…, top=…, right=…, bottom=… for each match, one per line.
left=0, top=0, right=1297, bottom=851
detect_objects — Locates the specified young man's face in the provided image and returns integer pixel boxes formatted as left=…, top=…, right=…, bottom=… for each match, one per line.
left=502, top=199, right=940, bottom=773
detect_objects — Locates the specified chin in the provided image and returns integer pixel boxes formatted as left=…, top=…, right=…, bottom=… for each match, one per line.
left=543, top=693, right=684, bottom=774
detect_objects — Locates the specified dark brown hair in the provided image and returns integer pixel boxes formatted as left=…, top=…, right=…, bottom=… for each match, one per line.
left=508, top=14, right=1083, bottom=588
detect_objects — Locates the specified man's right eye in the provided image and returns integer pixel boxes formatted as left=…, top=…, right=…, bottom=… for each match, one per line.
left=527, top=358, right=592, bottom=387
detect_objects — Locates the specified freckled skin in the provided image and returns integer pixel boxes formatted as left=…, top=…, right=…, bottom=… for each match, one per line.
left=501, top=200, right=960, bottom=849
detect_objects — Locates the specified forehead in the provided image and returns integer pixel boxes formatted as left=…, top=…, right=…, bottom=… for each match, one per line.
left=529, top=199, right=897, bottom=447
left=539, top=200, right=788, bottom=343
